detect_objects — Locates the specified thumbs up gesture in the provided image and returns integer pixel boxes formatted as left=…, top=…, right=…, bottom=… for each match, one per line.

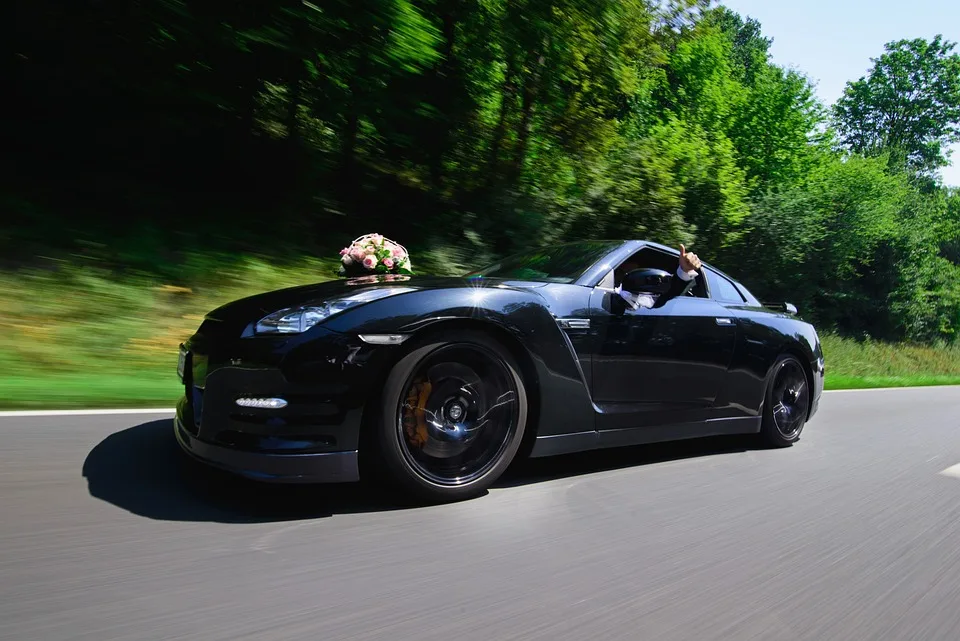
left=679, top=244, right=701, bottom=272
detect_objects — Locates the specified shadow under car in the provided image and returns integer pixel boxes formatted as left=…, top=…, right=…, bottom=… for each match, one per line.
left=82, top=418, right=763, bottom=523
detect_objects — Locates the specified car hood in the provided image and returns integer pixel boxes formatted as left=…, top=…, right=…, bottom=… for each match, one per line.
left=205, top=274, right=548, bottom=323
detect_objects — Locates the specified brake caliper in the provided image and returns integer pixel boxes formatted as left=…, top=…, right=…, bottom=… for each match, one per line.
left=402, top=379, right=432, bottom=448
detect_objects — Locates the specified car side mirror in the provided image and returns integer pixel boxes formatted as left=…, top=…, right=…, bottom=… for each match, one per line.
left=621, top=268, right=672, bottom=296
left=763, top=301, right=799, bottom=315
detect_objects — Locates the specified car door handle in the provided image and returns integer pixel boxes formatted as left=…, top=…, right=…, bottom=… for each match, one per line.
left=715, top=317, right=735, bottom=326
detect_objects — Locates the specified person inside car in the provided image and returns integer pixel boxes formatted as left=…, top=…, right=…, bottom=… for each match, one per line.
left=614, top=244, right=702, bottom=310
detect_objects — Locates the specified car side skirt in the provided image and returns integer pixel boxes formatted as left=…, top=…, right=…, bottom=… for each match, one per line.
left=530, top=415, right=761, bottom=458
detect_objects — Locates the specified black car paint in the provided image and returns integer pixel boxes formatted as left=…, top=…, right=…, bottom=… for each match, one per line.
left=174, top=240, right=824, bottom=483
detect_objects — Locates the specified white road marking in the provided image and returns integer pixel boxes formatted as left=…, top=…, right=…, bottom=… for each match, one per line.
left=0, top=408, right=175, bottom=418
left=938, top=464, right=960, bottom=479
left=825, top=385, right=960, bottom=394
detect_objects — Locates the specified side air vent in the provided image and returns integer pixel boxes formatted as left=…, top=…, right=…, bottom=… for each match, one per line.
left=556, top=318, right=591, bottom=330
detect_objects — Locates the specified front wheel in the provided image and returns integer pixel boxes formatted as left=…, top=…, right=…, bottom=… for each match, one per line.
left=374, top=330, right=528, bottom=503
left=759, top=354, right=810, bottom=447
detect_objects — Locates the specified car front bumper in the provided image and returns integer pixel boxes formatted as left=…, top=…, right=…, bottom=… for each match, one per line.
left=172, top=321, right=393, bottom=484
left=174, top=405, right=359, bottom=482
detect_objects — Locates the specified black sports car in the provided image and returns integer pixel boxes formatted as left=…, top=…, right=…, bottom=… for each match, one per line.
left=174, top=240, right=824, bottom=502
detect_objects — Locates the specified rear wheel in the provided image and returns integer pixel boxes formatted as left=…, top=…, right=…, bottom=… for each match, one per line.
left=375, top=330, right=528, bottom=503
left=759, top=355, right=810, bottom=447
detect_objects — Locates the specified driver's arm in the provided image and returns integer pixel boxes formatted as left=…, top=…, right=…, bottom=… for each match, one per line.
left=651, top=267, right=696, bottom=308
left=619, top=264, right=697, bottom=311
left=651, top=246, right=701, bottom=309
left=614, top=245, right=703, bottom=310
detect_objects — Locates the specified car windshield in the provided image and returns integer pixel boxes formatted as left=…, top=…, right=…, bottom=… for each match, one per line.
left=465, top=241, right=620, bottom=283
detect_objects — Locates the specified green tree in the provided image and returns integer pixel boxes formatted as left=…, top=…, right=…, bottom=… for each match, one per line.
left=10, top=0, right=960, bottom=346
left=833, top=35, right=960, bottom=178
left=728, top=65, right=824, bottom=189
left=703, top=6, right=771, bottom=87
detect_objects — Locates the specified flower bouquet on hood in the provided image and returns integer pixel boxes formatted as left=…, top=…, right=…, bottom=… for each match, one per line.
left=338, top=234, right=414, bottom=277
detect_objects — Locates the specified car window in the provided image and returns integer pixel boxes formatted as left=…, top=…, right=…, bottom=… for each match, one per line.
left=706, top=269, right=745, bottom=303
left=733, top=281, right=762, bottom=307
left=612, top=247, right=708, bottom=298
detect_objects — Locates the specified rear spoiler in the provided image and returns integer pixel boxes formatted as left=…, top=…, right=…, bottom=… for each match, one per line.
left=763, top=302, right=798, bottom=315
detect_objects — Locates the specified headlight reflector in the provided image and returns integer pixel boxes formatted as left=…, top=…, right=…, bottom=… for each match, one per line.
left=254, top=287, right=415, bottom=335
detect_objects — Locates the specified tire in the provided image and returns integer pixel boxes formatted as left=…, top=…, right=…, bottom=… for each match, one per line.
left=759, top=354, right=810, bottom=448
left=374, top=329, right=528, bottom=503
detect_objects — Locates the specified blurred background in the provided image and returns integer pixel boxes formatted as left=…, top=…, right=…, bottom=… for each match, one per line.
left=3, top=0, right=960, bottom=408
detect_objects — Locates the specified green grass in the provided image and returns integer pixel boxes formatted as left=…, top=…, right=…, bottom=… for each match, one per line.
left=1, top=256, right=960, bottom=409
left=824, top=375, right=960, bottom=390
left=0, top=254, right=343, bottom=410
left=0, top=373, right=182, bottom=409
left=819, top=334, right=960, bottom=390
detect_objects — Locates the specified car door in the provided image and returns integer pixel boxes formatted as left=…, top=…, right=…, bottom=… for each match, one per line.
left=589, top=269, right=738, bottom=429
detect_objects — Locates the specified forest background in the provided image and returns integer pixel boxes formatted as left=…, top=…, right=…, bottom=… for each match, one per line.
left=4, top=0, right=960, bottom=407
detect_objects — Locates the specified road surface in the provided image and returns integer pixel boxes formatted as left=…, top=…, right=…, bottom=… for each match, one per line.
left=3, top=388, right=960, bottom=640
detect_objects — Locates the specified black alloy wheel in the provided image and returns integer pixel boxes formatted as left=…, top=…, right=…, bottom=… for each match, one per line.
left=760, top=354, right=810, bottom=447
left=375, top=329, right=528, bottom=503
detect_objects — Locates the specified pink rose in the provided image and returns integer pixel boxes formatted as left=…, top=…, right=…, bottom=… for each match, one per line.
left=342, top=254, right=354, bottom=266
left=383, top=257, right=394, bottom=269
left=369, top=234, right=383, bottom=246
left=339, top=247, right=349, bottom=256
left=391, top=246, right=405, bottom=258
left=362, top=255, right=378, bottom=270
left=351, top=247, right=365, bottom=261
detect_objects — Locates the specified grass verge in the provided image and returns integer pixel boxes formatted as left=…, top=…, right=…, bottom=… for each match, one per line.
left=824, top=375, right=960, bottom=391
left=2, top=257, right=960, bottom=410
left=818, top=334, right=960, bottom=390
left=0, top=373, right=181, bottom=410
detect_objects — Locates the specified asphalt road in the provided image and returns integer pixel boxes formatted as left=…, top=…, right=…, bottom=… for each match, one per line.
left=3, top=389, right=960, bottom=640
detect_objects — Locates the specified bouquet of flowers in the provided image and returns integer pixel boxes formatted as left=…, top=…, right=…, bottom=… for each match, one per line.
left=339, top=234, right=413, bottom=277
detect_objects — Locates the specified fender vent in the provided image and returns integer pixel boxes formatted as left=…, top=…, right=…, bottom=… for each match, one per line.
left=557, top=318, right=590, bottom=330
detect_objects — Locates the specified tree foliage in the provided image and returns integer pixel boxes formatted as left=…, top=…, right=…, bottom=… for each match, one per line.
left=5, top=1, right=960, bottom=343
left=833, top=35, right=960, bottom=178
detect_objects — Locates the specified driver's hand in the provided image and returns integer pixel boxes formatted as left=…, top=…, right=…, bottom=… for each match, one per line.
left=679, top=244, right=701, bottom=272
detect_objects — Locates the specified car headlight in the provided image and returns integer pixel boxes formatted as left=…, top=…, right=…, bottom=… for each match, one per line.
left=254, top=288, right=416, bottom=335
